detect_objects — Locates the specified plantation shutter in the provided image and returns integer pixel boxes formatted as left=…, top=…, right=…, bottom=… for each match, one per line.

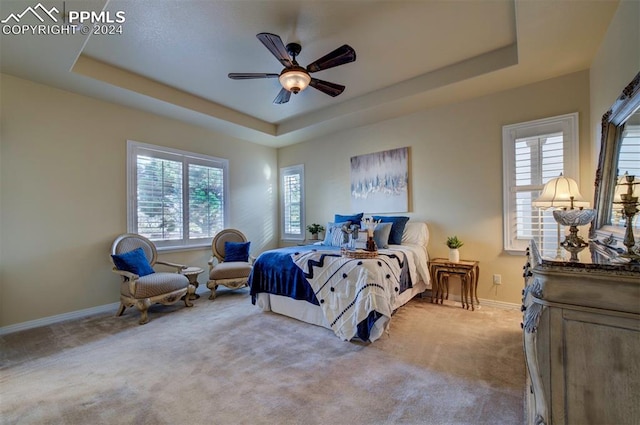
left=511, top=134, right=563, bottom=256
left=281, top=165, right=305, bottom=240
left=502, top=113, right=579, bottom=255
left=128, top=141, right=228, bottom=249
left=188, top=163, right=225, bottom=239
left=618, top=124, right=640, bottom=177
left=612, top=124, right=640, bottom=228
left=136, top=153, right=183, bottom=241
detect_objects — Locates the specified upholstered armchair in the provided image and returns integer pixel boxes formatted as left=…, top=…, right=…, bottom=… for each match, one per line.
left=110, top=233, right=195, bottom=324
left=207, top=229, right=253, bottom=300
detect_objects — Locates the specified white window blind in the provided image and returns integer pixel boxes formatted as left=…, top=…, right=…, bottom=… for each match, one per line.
left=612, top=124, right=640, bottom=228
left=281, top=164, right=305, bottom=240
left=618, top=124, right=640, bottom=177
left=502, top=113, right=579, bottom=255
left=127, top=141, right=229, bottom=249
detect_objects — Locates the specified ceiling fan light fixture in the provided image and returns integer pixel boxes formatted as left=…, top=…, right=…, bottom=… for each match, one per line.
left=279, top=68, right=311, bottom=94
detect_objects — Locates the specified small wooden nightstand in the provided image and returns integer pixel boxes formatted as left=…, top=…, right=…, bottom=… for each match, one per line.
left=428, top=258, right=480, bottom=310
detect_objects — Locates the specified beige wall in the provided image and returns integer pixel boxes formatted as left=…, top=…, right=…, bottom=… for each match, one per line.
left=589, top=0, right=640, bottom=174
left=279, top=70, right=592, bottom=305
left=0, top=74, right=278, bottom=327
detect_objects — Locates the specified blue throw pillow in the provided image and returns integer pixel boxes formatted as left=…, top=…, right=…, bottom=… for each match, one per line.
left=111, top=247, right=155, bottom=277
left=372, top=216, right=410, bottom=245
left=225, top=241, right=250, bottom=262
left=334, top=213, right=364, bottom=224
left=372, top=222, right=393, bottom=249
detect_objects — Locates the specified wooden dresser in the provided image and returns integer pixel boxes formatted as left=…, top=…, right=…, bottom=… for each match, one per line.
left=522, top=241, right=640, bottom=425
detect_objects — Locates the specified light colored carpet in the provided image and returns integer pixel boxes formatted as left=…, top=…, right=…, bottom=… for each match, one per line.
left=1, top=289, right=525, bottom=425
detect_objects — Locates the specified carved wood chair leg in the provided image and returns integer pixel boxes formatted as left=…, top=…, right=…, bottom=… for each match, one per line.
left=209, top=284, right=218, bottom=300
left=135, top=299, right=151, bottom=325
left=184, top=285, right=195, bottom=307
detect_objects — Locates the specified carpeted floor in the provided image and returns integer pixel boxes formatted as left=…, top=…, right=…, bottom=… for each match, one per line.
left=1, top=289, right=525, bottom=425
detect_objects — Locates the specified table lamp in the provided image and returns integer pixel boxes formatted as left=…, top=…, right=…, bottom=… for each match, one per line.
left=532, top=173, right=594, bottom=261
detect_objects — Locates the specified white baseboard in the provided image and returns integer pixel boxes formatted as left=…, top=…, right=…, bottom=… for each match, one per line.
left=0, top=286, right=211, bottom=336
left=422, top=290, right=520, bottom=311
left=0, top=302, right=121, bottom=336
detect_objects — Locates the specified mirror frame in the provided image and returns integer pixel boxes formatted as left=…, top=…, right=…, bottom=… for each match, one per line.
left=591, top=71, right=640, bottom=240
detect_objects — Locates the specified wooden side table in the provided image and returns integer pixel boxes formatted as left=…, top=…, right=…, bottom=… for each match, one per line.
left=428, top=258, right=480, bottom=310
left=181, top=266, right=204, bottom=300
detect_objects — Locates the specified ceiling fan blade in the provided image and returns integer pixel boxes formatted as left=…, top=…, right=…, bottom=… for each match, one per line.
left=309, top=78, right=345, bottom=97
left=257, top=33, right=293, bottom=68
left=306, top=45, right=356, bottom=73
left=273, top=88, right=291, bottom=104
left=228, top=73, right=279, bottom=80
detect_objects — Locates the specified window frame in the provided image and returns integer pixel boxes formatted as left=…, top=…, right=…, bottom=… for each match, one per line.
left=502, top=113, right=579, bottom=255
left=127, top=140, right=229, bottom=251
left=280, top=164, right=305, bottom=241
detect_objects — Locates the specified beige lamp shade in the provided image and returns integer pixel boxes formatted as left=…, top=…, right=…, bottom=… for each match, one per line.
left=532, top=173, right=590, bottom=210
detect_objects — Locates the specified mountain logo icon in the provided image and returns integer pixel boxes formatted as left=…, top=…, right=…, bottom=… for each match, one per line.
left=1, top=3, right=59, bottom=24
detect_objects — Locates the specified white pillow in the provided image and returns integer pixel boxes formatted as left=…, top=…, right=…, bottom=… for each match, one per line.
left=401, top=222, right=429, bottom=247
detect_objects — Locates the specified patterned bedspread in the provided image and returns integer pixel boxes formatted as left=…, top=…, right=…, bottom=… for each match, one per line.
left=291, top=249, right=409, bottom=342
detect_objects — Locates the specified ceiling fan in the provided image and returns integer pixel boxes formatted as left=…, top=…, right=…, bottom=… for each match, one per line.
left=228, top=32, right=356, bottom=104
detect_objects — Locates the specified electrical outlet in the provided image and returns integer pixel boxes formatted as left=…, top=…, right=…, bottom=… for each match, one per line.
left=493, top=274, right=502, bottom=285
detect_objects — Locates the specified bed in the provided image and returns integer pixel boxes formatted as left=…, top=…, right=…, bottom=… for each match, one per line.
left=249, top=221, right=431, bottom=342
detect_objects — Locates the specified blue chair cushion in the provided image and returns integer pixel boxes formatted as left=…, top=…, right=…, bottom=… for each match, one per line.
left=225, top=241, right=250, bottom=262
left=111, top=247, right=155, bottom=277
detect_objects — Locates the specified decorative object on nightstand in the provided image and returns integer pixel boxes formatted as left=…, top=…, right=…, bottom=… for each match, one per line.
left=445, top=235, right=463, bottom=263
left=306, top=223, right=325, bottom=241
left=532, top=173, right=593, bottom=261
left=613, top=173, right=640, bottom=261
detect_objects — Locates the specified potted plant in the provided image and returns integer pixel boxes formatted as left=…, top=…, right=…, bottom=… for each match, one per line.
left=446, top=236, right=464, bottom=263
left=307, top=223, right=325, bottom=240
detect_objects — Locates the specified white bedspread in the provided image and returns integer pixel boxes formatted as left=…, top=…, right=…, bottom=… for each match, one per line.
left=291, top=249, right=411, bottom=342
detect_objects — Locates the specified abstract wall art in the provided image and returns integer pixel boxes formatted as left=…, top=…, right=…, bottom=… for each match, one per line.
left=350, top=147, right=409, bottom=213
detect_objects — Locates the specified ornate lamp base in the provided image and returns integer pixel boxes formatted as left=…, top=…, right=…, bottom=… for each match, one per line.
left=560, top=225, right=589, bottom=262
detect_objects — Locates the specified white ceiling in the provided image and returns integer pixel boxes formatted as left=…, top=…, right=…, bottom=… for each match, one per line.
left=0, top=0, right=619, bottom=147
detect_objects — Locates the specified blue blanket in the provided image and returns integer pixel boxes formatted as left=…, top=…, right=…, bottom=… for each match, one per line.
left=249, top=245, right=413, bottom=341
left=250, top=245, right=328, bottom=305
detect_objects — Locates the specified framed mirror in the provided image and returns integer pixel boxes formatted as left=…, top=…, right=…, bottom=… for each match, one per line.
left=591, top=71, right=640, bottom=245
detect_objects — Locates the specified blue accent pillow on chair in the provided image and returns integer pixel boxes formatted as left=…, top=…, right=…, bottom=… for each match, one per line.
left=111, top=247, right=155, bottom=277
left=225, top=241, right=250, bottom=262
left=372, top=216, right=410, bottom=245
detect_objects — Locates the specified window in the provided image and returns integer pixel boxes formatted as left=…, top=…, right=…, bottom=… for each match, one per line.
left=281, top=164, right=305, bottom=240
left=502, top=113, right=579, bottom=255
left=612, top=123, right=640, bottom=227
left=127, top=140, right=228, bottom=249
